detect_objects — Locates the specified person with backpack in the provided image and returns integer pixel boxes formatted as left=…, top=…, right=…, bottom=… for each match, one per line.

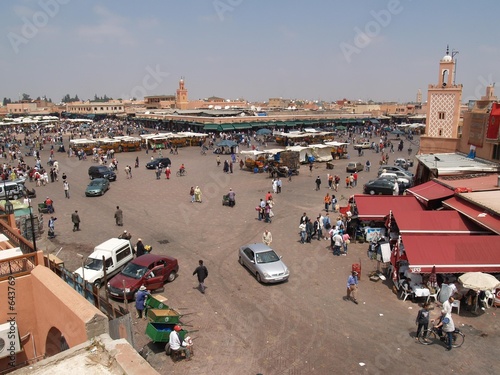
left=193, top=260, right=208, bottom=294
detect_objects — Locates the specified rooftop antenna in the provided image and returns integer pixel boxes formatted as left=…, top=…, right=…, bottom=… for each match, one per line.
left=452, top=48, right=459, bottom=85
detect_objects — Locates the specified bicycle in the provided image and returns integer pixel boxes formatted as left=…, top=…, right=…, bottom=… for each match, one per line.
left=200, top=148, right=207, bottom=156
left=418, top=326, right=465, bottom=348
left=176, top=169, right=187, bottom=177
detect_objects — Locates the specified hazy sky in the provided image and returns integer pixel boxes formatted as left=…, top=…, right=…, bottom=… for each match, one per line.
left=1, top=0, right=499, bottom=104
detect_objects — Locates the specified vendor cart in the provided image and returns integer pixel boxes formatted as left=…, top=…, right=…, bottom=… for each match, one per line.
left=145, top=322, right=187, bottom=344
left=38, top=202, right=54, bottom=214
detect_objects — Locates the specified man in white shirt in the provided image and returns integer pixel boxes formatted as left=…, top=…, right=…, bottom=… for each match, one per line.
left=441, top=296, right=454, bottom=318
left=168, top=325, right=191, bottom=360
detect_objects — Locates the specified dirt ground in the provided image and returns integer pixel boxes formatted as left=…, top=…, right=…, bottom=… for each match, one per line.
left=33, top=135, right=500, bottom=375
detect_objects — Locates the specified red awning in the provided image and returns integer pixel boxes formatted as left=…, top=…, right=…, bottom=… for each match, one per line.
left=394, top=210, right=491, bottom=235
left=354, top=195, right=424, bottom=221
left=443, top=196, right=500, bottom=235
left=487, top=102, right=500, bottom=139
left=403, top=234, right=500, bottom=274
left=406, top=180, right=455, bottom=206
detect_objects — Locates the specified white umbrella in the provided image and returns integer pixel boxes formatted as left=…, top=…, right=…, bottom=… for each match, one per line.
left=458, top=272, right=500, bottom=291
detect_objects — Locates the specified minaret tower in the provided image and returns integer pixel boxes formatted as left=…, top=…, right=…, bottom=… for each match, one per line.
left=419, top=46, right=463, bottom=153
left=176, top=77, right=189, bottom=110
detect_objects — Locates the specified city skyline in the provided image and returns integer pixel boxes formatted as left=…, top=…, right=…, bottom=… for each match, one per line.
left=1, top=1, right=499, bottom=104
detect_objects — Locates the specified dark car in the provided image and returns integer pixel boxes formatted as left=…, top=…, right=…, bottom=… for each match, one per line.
left=146, top=157, right=171, bottom=169
left=107, top=253, right=178, bottom=300
left=88, top=165, right=117, bottom=181
left=363, top=178, right=396, bottom=195
left=346, top=161, right=364, bottom=173
left=85, top=178, right=110, bottom=196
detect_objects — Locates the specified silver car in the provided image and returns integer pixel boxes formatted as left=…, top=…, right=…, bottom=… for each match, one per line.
left=239, top=243, right=289, bottom=284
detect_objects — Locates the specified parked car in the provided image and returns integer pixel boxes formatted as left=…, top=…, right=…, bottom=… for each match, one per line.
left=363, top=178, right=397, bottom=195
left=353, top=142, right=372, bottom=150
left=379, top=172, right=412, bottom=187
left=85, top=178, right=110, bottom=196
left=146, top=157, right=171, bottom=169
left=74, top=238, right=134, bottom=287
left=346, top=161, right=364, bottom=173
left=107, top=253, right=178, bottom=300
left=238, top=243, right=289, bottom=284
left=394, top=158, right=414, bottom=170
left=88, top=165, right=117, bottom=181
left=377, top=165, right=414, bottom=178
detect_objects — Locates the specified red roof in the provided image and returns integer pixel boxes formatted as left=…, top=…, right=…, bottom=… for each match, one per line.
left=354, top=195, right=424, bottom=221
left=437, top=174, right=500, bottom=192
left=402, top=234, right=500, bottom=273
left=394, top=210, right=490, bottom=235
left=443, top=196, right=500, bottom=235
left=406, top=180, right=455, bottom=205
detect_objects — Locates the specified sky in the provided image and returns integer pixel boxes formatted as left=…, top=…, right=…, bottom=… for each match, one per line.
left=1, top=0, right=500, bottom=104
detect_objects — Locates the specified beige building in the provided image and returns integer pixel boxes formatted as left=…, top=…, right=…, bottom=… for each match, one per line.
left=66, top=101, right=126, bottom=115
left=144, top=95, right=176, bottom=109
left=420, top=49, right=463, bottom=153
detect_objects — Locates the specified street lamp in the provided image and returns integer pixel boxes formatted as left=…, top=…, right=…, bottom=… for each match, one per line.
left=3, top=180, right=14, bottom=215
left=27, top=199, right=37, bottom=252
left=77, top=253, right=86, bottom=297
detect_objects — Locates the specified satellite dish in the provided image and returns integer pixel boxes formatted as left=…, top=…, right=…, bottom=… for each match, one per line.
left=442, top=83, right=447, bottom=87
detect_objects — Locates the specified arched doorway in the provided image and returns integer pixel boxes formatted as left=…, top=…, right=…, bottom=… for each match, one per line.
left=45, top=327, right=69, bottom=357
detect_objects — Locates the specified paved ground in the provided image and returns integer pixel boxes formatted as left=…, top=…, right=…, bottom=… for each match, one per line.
left=33, top=135, right=500, bottom=375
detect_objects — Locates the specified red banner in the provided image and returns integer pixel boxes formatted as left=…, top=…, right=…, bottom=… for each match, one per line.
left=486, top=102, right=500, bottom=139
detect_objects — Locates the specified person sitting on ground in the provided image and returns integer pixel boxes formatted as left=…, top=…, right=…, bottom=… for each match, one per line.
left=168, top=325, right=192, bottom=360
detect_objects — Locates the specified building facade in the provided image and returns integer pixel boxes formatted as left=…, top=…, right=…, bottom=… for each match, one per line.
left=458, top=85, right=500, bottom=162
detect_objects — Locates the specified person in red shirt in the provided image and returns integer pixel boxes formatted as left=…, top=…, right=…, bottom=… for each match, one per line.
left=44, top=197, right=54, bottom=213
left=353, top=172, right=358, bottom=187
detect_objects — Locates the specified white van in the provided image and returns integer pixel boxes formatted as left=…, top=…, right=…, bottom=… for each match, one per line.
left=74, top=238, right=134, bottom=287
left=0, top=180, right=24, bottom=200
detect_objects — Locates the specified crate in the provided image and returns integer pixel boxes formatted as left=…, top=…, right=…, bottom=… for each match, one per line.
left=145, top=294, right=169, bottom=310
left=147, top=308, right=182, bottom=324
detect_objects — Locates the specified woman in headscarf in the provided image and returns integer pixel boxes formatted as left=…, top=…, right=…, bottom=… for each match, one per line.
left=194, top=186, right=202, bottom=203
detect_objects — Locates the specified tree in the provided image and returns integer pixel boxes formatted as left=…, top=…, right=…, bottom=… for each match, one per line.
left=22, top=93, right=31, bottom=101
left=3, top=97, right=12, bottom=106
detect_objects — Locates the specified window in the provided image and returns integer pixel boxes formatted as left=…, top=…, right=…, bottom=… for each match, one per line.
left=493, top=144, right=500, bottom=161
left=105, top=257, right=113, bottom=269
left=438, top=129, right=443, bottom=136
left=116, top=246, right=131, bottom=262
left=438, top=112, right=445, bottom=120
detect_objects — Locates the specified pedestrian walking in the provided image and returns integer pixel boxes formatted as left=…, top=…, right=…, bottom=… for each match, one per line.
left=262, top=229, right=272, bottom=246
left=315, top=176, right=321, bottom=191
left=277, top=178, right=282, bottom=193
left=165, top=165, right=171, bottom=179
left=216, top=155, right=221, bottom=166
left=324, top=193, right=332, bottom=212
left=193, top=260, right=208, bottom=294
left=114, top=206, right=123, bottom=226
left=299, top=221, right=306, bottom=244
left=190, top=186, right=195, bottom=203
left=229, top=161, right=233, bottom=173
left=194, top=186, right=202, bottom=203
left=345, top=271, right=359, bottom=304
left=328, top=174, right=333, bottom=189
left=63, top=180, right=70, bottom=199
left=334, top=175, right=340, bottom=191
left=71, top=210, right=80, bottom=231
